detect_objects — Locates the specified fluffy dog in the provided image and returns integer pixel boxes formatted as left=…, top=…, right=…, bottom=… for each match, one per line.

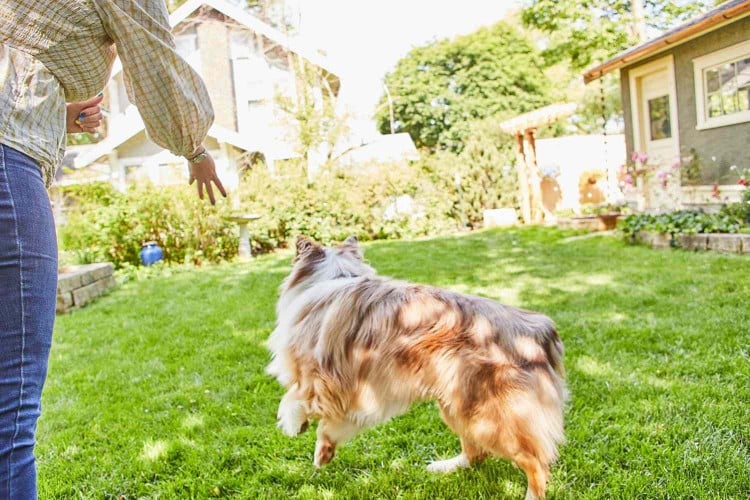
left=267, top=236, right=566, bottom=499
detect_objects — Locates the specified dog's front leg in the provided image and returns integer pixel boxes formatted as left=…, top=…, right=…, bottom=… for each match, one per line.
left=313, top=419, right=361, bottom=468
left=277, top=388, right=309, bottom=437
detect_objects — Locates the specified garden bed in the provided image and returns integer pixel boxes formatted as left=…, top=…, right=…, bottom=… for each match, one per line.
left=57, top=262, right=116, bottom=313
left=633, top=231, right=750, bottom=254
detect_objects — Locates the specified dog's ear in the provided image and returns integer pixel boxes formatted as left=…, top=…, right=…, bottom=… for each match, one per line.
left=340, top=235, right=363, bottom=260
left=296, top=236, right=315, bottom=256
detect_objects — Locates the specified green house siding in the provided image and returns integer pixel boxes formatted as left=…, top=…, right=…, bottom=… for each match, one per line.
left=621, top=15, right=750, bottom=184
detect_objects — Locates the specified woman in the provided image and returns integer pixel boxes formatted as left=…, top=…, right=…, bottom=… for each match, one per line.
left=0, top=1, right=226, bottom=498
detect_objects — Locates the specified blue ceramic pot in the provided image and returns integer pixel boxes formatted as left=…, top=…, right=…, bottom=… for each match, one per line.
left=140, top=241, right=163, bottom=266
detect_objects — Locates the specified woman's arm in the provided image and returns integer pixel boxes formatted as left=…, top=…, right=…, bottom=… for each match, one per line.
left=91, top=0, right=225, bottom=202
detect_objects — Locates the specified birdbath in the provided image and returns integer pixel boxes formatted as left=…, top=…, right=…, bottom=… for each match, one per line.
left=224, top=213, right=261, bottom=261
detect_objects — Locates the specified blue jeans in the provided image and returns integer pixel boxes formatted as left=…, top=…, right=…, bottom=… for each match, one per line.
left=0, top=144, right=57, bottom=500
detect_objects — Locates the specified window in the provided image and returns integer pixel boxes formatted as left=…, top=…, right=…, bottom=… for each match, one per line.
left=694, top=40, right=750, bottom=129
left=648, top=95, right=672, bottom=140
left=704, top=58, right=750, bottom=117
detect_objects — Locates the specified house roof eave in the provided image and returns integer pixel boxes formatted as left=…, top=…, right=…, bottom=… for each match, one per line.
left=583, top=0, right=750, bottom=84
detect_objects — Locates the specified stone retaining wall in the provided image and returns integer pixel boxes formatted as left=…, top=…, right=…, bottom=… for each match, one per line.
left=634, top=232, right=750, bottom=254
left=57, top=263, right=116, bottom=313
left=558, top=215, right=622, bottom=232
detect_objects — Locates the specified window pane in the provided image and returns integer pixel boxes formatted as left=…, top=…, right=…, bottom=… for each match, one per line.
left=739, top=56, right=750, bottom=112
left=737, top=86, right=749, bottom=112
left=648, top=95, right=671, bottom=140
left=719, top=62, right=737, bottom=88
left=722, top=90, right=738, bottom=114
left=708, top=92, right=723, bottom=117
left=706, top=68, right=720, bottom=93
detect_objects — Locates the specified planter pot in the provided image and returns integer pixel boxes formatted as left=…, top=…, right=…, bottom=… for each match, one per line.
left=140, top=241, right=163, bottom=266
left=596, top=213, right=621, bottom=231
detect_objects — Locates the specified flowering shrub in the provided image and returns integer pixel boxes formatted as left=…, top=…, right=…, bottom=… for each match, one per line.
left=618, top=151, right=682, bottom=190
left=618, top=151, right=683, bottom=210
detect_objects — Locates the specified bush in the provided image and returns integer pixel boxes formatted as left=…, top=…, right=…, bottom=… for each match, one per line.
left=60, top=127, right=520, bottom=267
left=718, top=188, right=750, bottom=226
left=618, top=210, right=744, bottom=239
left=416, top=120, right=518, bottom=229
left=61, top=184, right=238, bottom=267
left=235, top=161, right=457, bottom=252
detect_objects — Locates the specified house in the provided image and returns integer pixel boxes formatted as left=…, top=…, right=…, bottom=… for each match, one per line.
left=74, top=0, right=342, bottom=192
left=583, top=0, right=750, bottom=210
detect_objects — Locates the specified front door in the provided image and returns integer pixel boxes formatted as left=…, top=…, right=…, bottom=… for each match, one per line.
left=630, top=56, right=681, bottom=210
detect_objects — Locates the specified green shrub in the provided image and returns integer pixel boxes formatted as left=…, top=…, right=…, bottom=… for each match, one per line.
left=235, top=161, right=457, bottom=251
left=60, top=131, right=520, bottom=267
left=415, top=120, right=518, bottom=229
left=61, top=184, right=237, bottom=267
left=718, top=188, right=750, bottom=226
left=618, top=210, right=744, bottom=239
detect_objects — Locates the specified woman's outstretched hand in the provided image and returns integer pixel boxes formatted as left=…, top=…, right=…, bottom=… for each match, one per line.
left=188, top=149, right=227, bottom=205
left=66, top=93, right=104, bottom=134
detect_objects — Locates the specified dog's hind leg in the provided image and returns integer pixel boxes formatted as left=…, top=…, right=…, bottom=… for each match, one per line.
left=513, top=452, right=549, bottom=500
left=313, top=418, right=361, bottom=468
left=427, top=406, right=488, bottom=473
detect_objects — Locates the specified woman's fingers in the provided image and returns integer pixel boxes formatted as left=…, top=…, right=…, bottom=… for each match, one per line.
left=206, top=182, right=216, bottom=205
left=81, top=112, right=103, bottom=124
left=213, top=174, right=227, bottom=198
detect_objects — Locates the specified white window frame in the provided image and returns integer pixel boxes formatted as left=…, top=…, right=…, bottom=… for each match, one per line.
left=693, top=39, right=750, bottom=130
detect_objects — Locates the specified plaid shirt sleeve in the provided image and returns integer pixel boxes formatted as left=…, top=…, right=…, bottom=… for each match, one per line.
left=92, top=0, right=214, bottom=157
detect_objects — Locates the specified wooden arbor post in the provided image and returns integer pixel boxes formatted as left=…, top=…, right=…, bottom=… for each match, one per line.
left=525, top=128, right=544, bottom=224
left=514, top=132, right=532, bottom=225
left=499, top=103, right=577, bottom=225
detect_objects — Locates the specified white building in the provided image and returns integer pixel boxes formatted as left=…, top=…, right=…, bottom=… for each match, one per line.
left=74, top=0, right=342, bottom=191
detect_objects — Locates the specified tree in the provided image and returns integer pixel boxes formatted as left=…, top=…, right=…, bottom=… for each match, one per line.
left=275, top=54, right=348, bottom=179
left=522, top=0, right=715, bottom=71
left=375, top=21, right=553, bottom=152
left=521, top=1, right=718, bottom=135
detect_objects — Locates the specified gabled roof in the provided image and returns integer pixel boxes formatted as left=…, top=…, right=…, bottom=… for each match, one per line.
left=169, top=0, right=338, bottom=75
left=77, top=0, right=337, bottom=168
left=584, top=0, right=750, bottom=83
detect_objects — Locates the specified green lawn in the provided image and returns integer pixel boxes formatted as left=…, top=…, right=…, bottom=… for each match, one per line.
left=41, top=228, right=750, bottom=499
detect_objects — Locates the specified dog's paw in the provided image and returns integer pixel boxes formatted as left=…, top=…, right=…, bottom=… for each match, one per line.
left=313, top=438, right=336, bottom=468
left=426, top=453, right=470, bottom=474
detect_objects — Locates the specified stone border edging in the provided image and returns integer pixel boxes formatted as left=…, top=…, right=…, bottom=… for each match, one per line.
left=57, top=262, right=116, bottom=313
left=633, top=231, right=750, bottom=254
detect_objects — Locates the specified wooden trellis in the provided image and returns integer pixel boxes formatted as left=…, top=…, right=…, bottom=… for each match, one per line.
left=499, top=103, right=577, bottom=224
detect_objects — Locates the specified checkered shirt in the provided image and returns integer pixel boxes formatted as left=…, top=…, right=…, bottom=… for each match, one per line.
left=0, top=0, right=214, bottom=186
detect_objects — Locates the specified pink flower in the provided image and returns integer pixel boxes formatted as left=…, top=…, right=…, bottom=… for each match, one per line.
left=638, top=152, right=649, bottom=163
left=631, top=151, right=640, bottom=162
